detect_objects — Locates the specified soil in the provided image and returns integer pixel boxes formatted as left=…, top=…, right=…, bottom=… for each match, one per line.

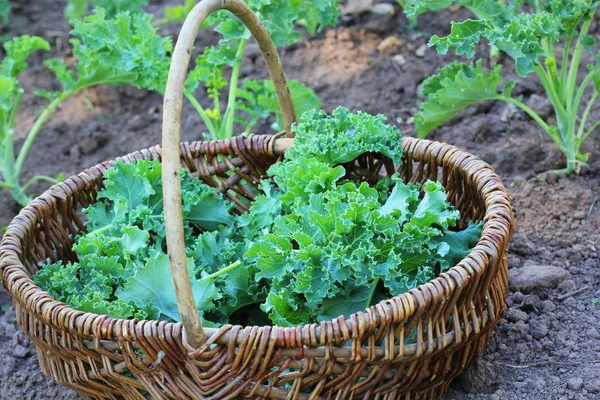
left=1, top=1, right=600, bottom=399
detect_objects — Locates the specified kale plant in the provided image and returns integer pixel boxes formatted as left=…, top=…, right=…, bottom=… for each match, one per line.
left=0, top=11, right=171, bottom=205
left=414, top=0, right=600, bottom=174
left=181, top=0, right=340, bottom=140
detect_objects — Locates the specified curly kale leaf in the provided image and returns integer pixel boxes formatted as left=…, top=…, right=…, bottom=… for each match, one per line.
left=0, top=36, right=49, bottom=111
left=236, top=79, right=321, bottom=133
left=2, top=35, right=50, bottom=77
left=404, top=0, right=507, bottom=21
left=246, top=176, right=466, bottom=326
left=415, top=61, right=514, bottom=137
left=286, top=106, right=404, bottom=165
left=426, top=2, right=569, bottom=77
left=47, top=9, right=172, bottom=96
left=292, top=0, right=341, bottom=35
left=207, top=0, right=340, bottom=47
left=36, top=160, right=241, bottom=323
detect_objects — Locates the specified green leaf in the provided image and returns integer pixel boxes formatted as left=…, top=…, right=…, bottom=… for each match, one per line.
left=182, top=180, right=234, bottom=231
left=69, top=9, right=172, bottom=92
left=92, top=0, right=148, bottom=17
left=292, top=0, right=340, bottom=35
left=269, top=159, right=346, bottom=206
left=117, top=255, right=220, bottom=322
left=412, top=180, right=459, bottom=229
left=428, top=7, right=561, bottom=77
left=246, top=234, right=294, bottom=280
left=239, top=79, right=322, bottom=132
left=65, top=0, right=89, bottom=20
left=546, top=0, right=600, bottom=32
left=99, top=161, right=155, bottom=211
left=404, top=0, right=453, bottom=19
left=433, top=221, right=483, bottom=271
left=120, top=225, right=149, bottom=256
left=430, top=19, right=491, bottom=58
left=0, top=76, right=17, bottom=111
left=319, top=282, right=380, bottom=322
left=415, top=61, right=510, bottom=137
left=286, top=106, right=404, bottom=165
left=2, top=35, right=50, bottom=77
left=44, top=58, right=77, bottom=93
left=162, top=0, right=195, bottom=23
left=380, top=176, right=419, bottom=222
left=261, top=291, right=310, bottom=327
left=237, top=182, right=282, bottom=231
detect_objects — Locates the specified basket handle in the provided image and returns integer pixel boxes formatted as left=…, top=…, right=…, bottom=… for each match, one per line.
left=162, top=0, right=297, bottom=349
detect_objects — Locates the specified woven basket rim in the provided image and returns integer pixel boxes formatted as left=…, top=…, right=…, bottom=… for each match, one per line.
left=0, top=136, right=514, bottom=348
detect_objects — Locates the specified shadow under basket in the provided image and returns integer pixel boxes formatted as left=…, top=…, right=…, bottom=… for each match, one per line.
left=0, top=134, right=514, bottom=400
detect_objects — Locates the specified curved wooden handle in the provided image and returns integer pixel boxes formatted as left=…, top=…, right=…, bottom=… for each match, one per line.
left=162, top=0, right=297, bottom=349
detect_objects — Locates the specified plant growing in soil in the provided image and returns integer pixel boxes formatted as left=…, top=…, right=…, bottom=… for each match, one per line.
left=34, top=107, right=483, bottom=327
left=0, top=10, right=171, bottom=205
left=414, top=0, right=600, bottom=174
left=182, top=0, right=340, bottom=140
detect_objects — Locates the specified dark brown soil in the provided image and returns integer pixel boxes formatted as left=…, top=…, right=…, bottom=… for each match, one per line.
left=1, top=1, right=599, bottom=399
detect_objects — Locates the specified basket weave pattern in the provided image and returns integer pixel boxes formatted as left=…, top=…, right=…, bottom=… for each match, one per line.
left=0, top=134, right=513, bottom=399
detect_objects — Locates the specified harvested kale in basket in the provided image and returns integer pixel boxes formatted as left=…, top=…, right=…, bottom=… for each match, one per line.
left=34, top=107, right=482, bottom=327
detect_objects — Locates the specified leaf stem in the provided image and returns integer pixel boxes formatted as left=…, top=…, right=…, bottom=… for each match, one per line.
left=87, top=223, right=114, bottom=236
left=572, top=69, right=600, bottom=121
left=495, top=96, right=550, bottom=132
left=534, top=65, right=567, bottom=119
left=366, top=278, right=381, bottom=307
left=201, top=260, right=242, bottom=281
left=14, top=92, right=71, bottom=177
left=560, top=31, right=574, bottom=101
left=565, top=17, right=593, bottom=113
left=8, top=89, right=23, bottom=131
left=185, top=92, right=218, bottom=140
left=221, top=38, right=248, bottom=140
left=22, top=174, right=61, bottom=191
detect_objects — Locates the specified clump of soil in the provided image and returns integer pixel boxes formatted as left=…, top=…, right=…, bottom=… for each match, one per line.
left=1, top=1, right=599, bottom=399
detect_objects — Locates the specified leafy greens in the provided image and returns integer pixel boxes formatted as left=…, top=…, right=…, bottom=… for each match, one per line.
left=0, top=11, right=171, bottom=205
left=412, top=0, right=600, bottom=174
left=35, top=107, right=483, bottom=327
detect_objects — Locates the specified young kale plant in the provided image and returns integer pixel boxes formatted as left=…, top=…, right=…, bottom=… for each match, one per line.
left=35, top=107, right=483, bottom=327
left=183, top=0, right=340, bottom=140
left=414, top=0, right=600, bottom=174
left=0, top=10, right=171, bottom=205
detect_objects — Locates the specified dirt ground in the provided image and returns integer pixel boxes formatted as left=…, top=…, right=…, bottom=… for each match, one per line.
left=1, top=0, right=599, bottom=399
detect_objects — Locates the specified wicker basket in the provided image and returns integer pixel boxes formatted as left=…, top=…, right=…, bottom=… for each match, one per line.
left=0, top=0, right=514, bottom=399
